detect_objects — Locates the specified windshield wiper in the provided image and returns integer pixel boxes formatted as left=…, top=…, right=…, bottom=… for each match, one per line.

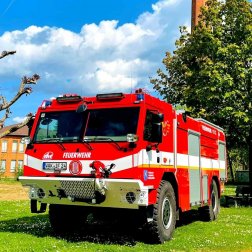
left=38, top=137, right=62, bottom=142
left=90, top=137, right=122, bottom=150
left=82, top=139, right=93, bottom=150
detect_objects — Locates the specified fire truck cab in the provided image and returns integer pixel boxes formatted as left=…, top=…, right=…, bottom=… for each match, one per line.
left=19, top=89, right=226, bottom=243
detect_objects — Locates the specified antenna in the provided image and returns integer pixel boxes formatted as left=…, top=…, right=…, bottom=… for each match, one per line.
left=130, top=64, right=133, bottom=94
left=1, top=0, right=16, bottom=17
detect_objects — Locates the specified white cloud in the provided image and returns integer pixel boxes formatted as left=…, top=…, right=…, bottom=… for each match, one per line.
left=12, top=116, right=27, bottom=123
left=152, top=0, right=181, bottom=12
left=89, top=58, right=147, bottom=91
left=0, top=0, right=190, bottom=97
left=80, top=20, right=153, bottom=51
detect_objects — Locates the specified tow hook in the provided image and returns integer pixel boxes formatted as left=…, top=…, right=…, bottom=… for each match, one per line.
left=89, top=161, right=115, bottom=178
left=93, top=178, right=107, bottom=204
left=95, top=178, right=106, bottom=195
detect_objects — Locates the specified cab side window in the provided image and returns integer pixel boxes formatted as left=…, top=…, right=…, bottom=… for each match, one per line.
left=143, top=110, right=164, bottom=143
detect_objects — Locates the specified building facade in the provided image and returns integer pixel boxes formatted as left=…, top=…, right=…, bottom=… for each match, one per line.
left=0, top=125, right=28, bottom=178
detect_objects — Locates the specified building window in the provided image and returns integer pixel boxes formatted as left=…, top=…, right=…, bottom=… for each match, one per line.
left=12, top=140, right=18, bottom=153
left=0, top=160, right=6, bottom=172
left=18, top=160, right=23, bottom=171
left=19, top=142, right=25, bottom=153
left=10, top=160, right=16, bottom=173
left=1, top=140, right=8, bottom=152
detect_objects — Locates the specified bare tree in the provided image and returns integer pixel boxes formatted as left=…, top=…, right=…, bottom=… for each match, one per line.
left=0, top=50, right=40, bottom=138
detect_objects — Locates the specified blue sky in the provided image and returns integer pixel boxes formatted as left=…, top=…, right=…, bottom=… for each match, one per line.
left=0, top=0, right=191, bottom=125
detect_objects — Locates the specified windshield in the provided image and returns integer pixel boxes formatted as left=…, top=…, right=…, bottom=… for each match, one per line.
left=34, top=111, right=84, bottom=142
left=33, top=107, right=139, bottom=143
left=84, top=107, right=139, bottom=141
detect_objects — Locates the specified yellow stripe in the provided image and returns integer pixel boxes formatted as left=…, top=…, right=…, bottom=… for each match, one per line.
left=141, top=164, right=174, bottom=169
left=138, top=164, right=224, bottom=171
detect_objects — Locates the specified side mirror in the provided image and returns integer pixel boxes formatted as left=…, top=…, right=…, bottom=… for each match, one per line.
left=21, top=137, right=31, bottom=145
left=152, top=113, right=164, bottom=123
left=151, top=113, right=163, bottom=143
left=144, top=112, right=164, bottom=143
left=41, top=118, right=52, bottom=125
left=127, top=134, right=138, bottom=143
left=76, top=104, right=87, bottom=113
left=151, top=123, right=162, bottom=143
left=127, top=134, right=138, bottom=148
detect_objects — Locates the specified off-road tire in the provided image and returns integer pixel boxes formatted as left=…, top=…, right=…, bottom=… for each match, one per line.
left=49, top=204, right=88, bottom=234
left=147, top=180, right=176, bottom=243
left=199, top=180, right=220, bottom=221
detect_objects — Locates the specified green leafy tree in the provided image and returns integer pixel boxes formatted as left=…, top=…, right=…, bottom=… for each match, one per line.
left=151, top=0, right=252, bottom=184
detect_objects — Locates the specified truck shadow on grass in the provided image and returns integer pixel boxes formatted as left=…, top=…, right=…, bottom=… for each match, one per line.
left=0, top=215, right=51, bottom=237
left=0, top=209, right=208, bottom=245
left=0, top=214, right=144, bottom=245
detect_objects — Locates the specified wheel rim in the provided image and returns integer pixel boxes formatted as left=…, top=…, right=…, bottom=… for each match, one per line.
left=162, top=197, right=172, bottom=229
left=211, top=189, right=217, bottom=212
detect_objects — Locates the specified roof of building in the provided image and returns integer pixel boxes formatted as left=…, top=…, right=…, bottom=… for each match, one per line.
left=0, top=124, right=29, bottom=137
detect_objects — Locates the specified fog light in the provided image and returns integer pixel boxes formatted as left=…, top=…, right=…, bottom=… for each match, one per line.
left=126, top=192, right=136, bottom=204
left=37, top=188, right=45, bottom=199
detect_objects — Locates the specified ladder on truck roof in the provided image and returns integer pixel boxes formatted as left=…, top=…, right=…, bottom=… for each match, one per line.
left=196, top=118, right=224, bottom=131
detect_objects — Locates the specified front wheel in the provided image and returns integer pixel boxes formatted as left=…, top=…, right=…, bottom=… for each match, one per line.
left=146, top=180, right=176, bottom=243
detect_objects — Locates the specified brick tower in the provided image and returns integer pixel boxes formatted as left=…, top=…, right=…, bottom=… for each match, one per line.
left=191, top=0, right=206, bottom=31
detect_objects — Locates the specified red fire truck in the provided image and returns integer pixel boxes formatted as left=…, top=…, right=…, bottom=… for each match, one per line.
left=19, top=89, right=226, bottom=243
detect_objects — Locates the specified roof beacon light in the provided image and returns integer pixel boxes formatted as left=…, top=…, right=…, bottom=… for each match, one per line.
left=56, top=94, right=82, bottom=103
left=41, top=100, right=52, bottom=109
left=135, top=88, right=144, bottom=102
left=96, top=92, right=124, bottom=101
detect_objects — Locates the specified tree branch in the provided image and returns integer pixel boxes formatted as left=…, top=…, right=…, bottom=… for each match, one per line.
left=0, top=107, right=11, bottom=128
left=0, top=113, right=33, bottom=138
left=0, top=74, right=40, bottom=111
left=0, top=50, right=40, bottom=137
left=0, top=50, right=16, bottom=59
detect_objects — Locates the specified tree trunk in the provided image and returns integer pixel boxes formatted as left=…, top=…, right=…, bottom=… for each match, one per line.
left=249, top=127, right=252, bottom=196
left=227, top=152, right=235, bottom=183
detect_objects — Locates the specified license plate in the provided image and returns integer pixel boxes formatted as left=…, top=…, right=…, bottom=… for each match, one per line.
left=42, top=162, right=67, bottom=171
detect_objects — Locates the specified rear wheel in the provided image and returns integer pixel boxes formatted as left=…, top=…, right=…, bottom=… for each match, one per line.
left=146, top=180, right=176, bottom=243
left=199, top=180, right=220, bottom=221
left=49, top=204, right=88, bottom=233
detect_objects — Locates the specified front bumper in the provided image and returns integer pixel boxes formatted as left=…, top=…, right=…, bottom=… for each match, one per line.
left=19, top=176, right=150, bottom=209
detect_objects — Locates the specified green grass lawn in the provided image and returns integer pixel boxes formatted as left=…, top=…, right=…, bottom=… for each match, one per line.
left=0, top=183, right=252, bottom=252
left=0, top=178, right=19, bottom=184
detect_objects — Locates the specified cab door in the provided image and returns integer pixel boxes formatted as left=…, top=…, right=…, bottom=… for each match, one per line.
left=142, top=109, right=163, bottom=169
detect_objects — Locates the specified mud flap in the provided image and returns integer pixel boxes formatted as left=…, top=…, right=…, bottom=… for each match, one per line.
left=31, top=199, right=47, bottom=213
